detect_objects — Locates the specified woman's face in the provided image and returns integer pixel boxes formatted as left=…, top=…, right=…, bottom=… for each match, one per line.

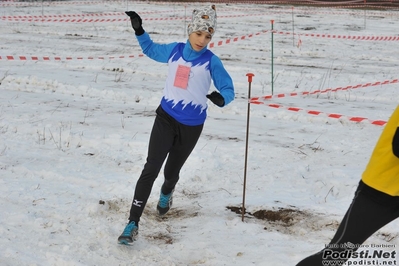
left=189, top=31, right=212, bottom=52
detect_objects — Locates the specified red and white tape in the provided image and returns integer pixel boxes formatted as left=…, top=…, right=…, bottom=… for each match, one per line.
left=0, top=13, right=266, bottom=22
left=0, top=0, right=139, bottom=7
left=250, top=100, right=388, bottom=126
left=1, top=0, right=398, bottom=10
left=0, top=54, right=144, bottom=61
left=3, top=26, right=398, bottom=61
left=1, top=12, right=126, bottom=20
left=250, top=79, right=399, bottom=126
left=251, top=79, right=399, bottom=101
left=0, top=31, right=262, bottom=61
left=277, top=31, right=399, bottom=41
left=0, top=0, right=314, bottom=6
left=210, top=32, right=263, bottom=48
left=0, top=8, right=266, bottom=21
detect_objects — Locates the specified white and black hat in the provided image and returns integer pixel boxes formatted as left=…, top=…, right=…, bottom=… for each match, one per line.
left=187, top=5, right=217, bottom=36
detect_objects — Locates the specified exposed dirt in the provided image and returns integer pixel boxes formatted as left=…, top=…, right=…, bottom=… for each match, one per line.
left=227, top=205, right=339, bottom=235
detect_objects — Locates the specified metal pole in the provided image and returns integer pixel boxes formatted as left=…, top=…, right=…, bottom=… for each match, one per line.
left=41, top=0, right=44, bottom=21
left=242, top=73, right=255, bottom=222
left=292, top=7, right=294, bottom=47
left=271, top=20, right=274, bottom=95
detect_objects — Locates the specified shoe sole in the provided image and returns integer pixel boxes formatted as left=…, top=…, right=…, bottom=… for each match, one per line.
left=118, top=232, right=137, bottom=245
left=119, top=240, right=133, bottom=246
left=157, top=209, right=169, bottom=216
left=118, top=238, right=133, bottom=245
left=157, top=203, right=172, bottom=216
left=157, top=199, right=173, bottom=216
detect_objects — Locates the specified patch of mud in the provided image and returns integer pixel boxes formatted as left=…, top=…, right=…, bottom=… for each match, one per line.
left=143, top=203, right=200, bottom=221
left=227, top=205, right=399, bottom=243
left=227, top=205, right=339, bottom=235
left=146, top=232, right=174, bottom=245
left=141, top=203, right=200, bottom=245
left=252, top=208, right=307, bottom=226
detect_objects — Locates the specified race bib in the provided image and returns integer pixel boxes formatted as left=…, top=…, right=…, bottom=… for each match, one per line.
left=173, top=65, right=191, bottom=89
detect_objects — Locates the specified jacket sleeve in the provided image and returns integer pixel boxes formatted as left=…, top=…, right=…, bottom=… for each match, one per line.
left=210, top=56, right=235, bottom=106
left=393, top=127, right=399, bottom=158
left=136, top=32, right=177, bottom=63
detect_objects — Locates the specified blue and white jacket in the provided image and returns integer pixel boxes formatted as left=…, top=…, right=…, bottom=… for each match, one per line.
left=136, top=32, right=235, bottom=126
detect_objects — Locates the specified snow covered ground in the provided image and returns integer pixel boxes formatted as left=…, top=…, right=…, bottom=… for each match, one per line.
left=1, top=1, right=398, bottom=265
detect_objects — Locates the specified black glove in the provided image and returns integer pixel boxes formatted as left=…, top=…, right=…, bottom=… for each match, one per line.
left=125, top=11, right=145, bottom=36
left=206, top=91, right=225, bottom=107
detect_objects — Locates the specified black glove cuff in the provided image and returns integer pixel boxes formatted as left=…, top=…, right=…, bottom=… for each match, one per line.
left=134, top=27, right=145, bottom=36
left=216, top=98, right=225, bottom=107
left=206, top=92, right=225, bottom=107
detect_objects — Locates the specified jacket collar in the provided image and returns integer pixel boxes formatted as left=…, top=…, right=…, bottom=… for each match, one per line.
left=183, top=40, right=207, bottom=60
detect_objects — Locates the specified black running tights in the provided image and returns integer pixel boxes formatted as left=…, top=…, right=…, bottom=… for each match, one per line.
left=128, top=106, right=203, bottom=223
left=296, top=181, right=399, bottom=266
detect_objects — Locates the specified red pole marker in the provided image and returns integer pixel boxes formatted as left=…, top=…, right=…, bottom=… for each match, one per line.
left=246, top=73, right=254, bottom=83
left=242, top=72, right=255, bottom=222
